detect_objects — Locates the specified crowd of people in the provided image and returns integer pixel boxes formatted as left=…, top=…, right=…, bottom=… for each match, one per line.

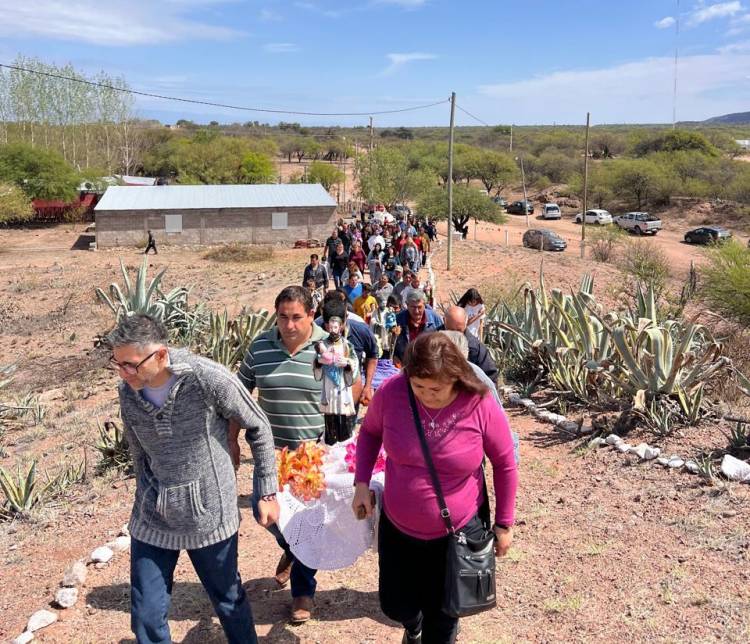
left=108, top=211, right=518, bottom=644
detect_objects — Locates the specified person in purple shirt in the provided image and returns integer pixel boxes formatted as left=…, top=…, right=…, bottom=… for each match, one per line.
left=353, top=332, right=518, bottom=644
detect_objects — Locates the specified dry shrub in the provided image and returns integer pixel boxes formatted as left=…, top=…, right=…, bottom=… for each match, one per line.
left=588, top=226, right=626, bottom=263
left=203, top=243, right=275, bottom=263
left=706, top=323, right=750, bottom=410
left=621, top=240, right=670, bottom=296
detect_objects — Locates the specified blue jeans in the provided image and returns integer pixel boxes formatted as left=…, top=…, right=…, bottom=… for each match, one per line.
left=130, top=533, right=256, bottom=644
left=251, top=469, right=317, bottom=598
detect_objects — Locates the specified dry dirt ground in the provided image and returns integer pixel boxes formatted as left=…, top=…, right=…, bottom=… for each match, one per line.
left=1, top=224, right=749, bottom=643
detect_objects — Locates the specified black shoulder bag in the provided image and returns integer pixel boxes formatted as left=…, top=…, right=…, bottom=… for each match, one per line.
left=406, top=383, right=497, bottom=618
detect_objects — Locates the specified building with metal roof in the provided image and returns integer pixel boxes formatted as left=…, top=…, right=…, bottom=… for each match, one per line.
left=94, top=183, right=337, bottom=248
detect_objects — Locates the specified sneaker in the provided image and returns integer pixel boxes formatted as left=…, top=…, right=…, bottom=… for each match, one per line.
left=290, top=595, right=314, bottom=624
left=274, top=552, right=292, bottom=588
left=401, top=630, right=422, bottom=644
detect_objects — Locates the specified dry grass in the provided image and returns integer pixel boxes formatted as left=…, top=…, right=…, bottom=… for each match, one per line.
left=203, top=243, right=275, bottom=263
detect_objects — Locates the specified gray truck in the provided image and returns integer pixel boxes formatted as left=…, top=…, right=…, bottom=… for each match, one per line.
left=614, top=211, right=662, bottom=235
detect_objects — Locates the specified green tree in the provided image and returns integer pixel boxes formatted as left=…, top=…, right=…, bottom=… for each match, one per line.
left=240, top=151, right=276, bottom=184
left=633, top=129, right=719, bottom=157
left=464, top=149, right=517, bottom=195
left=0, top=182, right=34, bottom=223
left=417, top=184, right=506, bottom=238
left=356, top=145, right=434, bottom=207
left=0, top=143, right=80, bottom=200
left=306, top=161, right=344, bottom=191
left=609, top=158, right=676, bottom=209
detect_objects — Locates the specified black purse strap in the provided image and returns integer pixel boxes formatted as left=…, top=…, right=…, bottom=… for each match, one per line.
left=406, top=382, right=455, bottom=535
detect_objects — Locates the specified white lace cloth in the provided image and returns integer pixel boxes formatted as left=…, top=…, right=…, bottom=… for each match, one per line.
left=277, top=439, right=384, bottom=570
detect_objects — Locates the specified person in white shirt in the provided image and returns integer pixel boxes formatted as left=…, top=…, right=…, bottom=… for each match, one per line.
left=457, top=288, right=486, bottom=339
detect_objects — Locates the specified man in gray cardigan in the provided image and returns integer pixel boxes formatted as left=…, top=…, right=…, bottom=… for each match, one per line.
left=109, top=314, right=278, bottom=644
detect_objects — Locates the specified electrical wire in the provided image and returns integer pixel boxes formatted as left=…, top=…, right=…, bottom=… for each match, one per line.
left=0, top=63, right=450, bottom=117
left=455, top=103, right=492, bottom=127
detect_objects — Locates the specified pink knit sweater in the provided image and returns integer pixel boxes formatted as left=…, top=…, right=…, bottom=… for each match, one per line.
left=355, top=373, right=518, bottom=540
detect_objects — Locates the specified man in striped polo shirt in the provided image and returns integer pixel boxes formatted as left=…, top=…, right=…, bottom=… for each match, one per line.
left=239, top=285, right=326, bottom=624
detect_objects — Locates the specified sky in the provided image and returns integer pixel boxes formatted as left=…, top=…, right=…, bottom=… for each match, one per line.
left=1, top=0, right=749, bottom=127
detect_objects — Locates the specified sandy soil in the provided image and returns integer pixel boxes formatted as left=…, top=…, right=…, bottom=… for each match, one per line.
left=1, top=224, right=749, bottom=643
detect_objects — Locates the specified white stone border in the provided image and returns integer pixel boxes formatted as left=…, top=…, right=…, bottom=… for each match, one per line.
left=498, top=385, right=747, bottom=480
left=11, top=525, right=131, bottom=643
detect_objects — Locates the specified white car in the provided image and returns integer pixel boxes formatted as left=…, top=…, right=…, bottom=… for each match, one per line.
left=574, top=209, right=613, bottom=225
left=542, top=203, right=561, bottom=220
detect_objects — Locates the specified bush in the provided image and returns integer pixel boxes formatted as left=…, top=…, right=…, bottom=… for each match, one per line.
left=589, top=226, right=626, bottom=263
left=620, top=240, right=671, bottom=296
left=700, top=240, right=750, bottom=326
left=203, top=243, right=275, bottom=263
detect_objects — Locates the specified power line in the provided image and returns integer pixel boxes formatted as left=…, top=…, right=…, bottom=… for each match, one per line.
left=454, top=103, right=491, bottom=127
left=0, top=63, right=450, bottom=117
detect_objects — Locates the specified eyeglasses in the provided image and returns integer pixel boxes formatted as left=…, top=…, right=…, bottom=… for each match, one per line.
left=109, top=350, right=160, bottom=375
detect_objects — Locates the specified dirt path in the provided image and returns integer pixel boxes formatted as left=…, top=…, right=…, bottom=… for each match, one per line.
left=11, top=412, right=750, bottom=644
left=2, top=226, right=749, bottom=642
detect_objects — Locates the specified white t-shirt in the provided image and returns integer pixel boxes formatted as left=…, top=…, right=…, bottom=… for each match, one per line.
left=465, top=303, right=485, bottom=338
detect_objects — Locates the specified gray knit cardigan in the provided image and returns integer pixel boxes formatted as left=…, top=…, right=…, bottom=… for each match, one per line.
left=119, top=348, right=277, bottom=550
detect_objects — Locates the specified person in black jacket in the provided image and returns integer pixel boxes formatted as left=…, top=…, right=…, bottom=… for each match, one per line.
left=444, top=305, right=498, bottom=383
left=302, top=254, right=329, bottom=289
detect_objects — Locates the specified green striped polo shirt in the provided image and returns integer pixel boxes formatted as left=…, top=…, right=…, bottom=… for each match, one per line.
left=239, top=325, right=327, bottom=448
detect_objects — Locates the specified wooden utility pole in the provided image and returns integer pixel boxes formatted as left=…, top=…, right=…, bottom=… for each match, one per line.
left=520, top=156, right=528, bottom=228
left=581, top=112, right=590, bottom=258
left=447, top=91, right=456, bottom=271
left=509, top=124, right=513, bottom=152
left=369, top=116, right=374, bottom=152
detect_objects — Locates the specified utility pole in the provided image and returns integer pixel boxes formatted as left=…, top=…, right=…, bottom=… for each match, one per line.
left=509, top=124, right=513, bottom=152
left=581, top=112, right=590, bottom=258
left=447, top=91, right=456, bottom=271
left=369, top=116, right=374, bottom=152
left=672, top=0, right=680, bottom=129
left=519, top=156, right=528, bottom=227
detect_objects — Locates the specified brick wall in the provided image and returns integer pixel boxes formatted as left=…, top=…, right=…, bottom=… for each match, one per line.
left=95, top=206, right=335, bottom=247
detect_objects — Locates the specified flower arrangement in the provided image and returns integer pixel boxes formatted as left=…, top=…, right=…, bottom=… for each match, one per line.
left=276, top=443, right=327, bottom=501
left=345, top=440, right=386, bottom=475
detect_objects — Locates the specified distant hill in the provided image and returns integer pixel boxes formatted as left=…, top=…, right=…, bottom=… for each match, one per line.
left=704, top=111, right=750, bottom=124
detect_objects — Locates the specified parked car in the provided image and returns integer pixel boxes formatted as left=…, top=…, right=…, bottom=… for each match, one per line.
left=574, top=209, right=613, bottom=225
left=507, top=200, right=534, bottom=215
left=614, top=211, right=662, bottom=235
left=542, top=203, right=561, bottom=220
left=492, top=196, right=507, bottom=207
left=683, top=226, right=732, bottom=245
left=522, top=228, right=567, bottom=251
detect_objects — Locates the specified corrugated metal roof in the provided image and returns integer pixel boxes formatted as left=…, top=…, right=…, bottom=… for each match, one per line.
left=95, top=183, right=337, bottom=212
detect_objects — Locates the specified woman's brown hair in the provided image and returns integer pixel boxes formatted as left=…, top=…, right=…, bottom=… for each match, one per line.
left=403, top=332, right=489, bottom=397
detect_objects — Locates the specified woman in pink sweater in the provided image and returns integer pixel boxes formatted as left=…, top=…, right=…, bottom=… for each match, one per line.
left=352, top=333, right=518, bottom=644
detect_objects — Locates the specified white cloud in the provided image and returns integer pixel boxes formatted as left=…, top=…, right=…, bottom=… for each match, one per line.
left=292, top=1, right=342, bottom=18
left=727, top=12, right=750, bottom=33
left=477, top=50, right=750, bottom=124
left=654, top=16, right=676, bottom=29
left=0, top=0, right=243, bottom=46
left=375, top=0, right=427, bottom=7
left=260, top=8, right=282, bottom=21
left=263, top=42, right=300, bottom=53
left=718, top=39, right=750, bottom=51
left=688, top=1, right=744, bottom=26
left=380, top=52, right=437, bottom=75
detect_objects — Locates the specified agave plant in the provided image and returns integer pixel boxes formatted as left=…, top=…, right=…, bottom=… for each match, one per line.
left=592, top=318, right=728, bottom=401
left=95, top=257, right=196, bottom=321
left=199, top=308, right=277, bottom=371
left=0, top=461, right=56, bottom=516
left=94, top=420, right=132, bottom=474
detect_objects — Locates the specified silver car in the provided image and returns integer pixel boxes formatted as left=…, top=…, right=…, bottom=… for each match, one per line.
left=542, top=203, right=561, bottom=220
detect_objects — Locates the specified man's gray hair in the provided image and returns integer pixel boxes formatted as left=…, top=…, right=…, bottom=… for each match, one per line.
left=405, top=289, right=427, bottom=304
left=107, top=314, right=168, bottom=349
left=440, top=330, right=469, bottom=359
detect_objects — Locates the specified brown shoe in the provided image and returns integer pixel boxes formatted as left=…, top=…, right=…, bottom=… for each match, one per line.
left=274, top=553, right=292, bottom=588
left=290, top=595, right=314, bottom=624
